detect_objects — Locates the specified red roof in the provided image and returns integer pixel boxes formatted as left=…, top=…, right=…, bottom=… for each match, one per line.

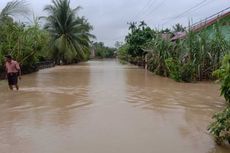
left=171, top=32, right=186, bottom=41
left=191, top=11, right=230, bottom=32
left=171, top=8, right=230, bottom=41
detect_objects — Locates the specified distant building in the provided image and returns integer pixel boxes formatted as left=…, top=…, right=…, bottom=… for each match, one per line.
left=171, top=7, right=230, bottom=41
left=90, top=48, right=95, bottom=59
left=161, top=33, right=172, bottom=40
left=171, top=32, right=186, bottom=41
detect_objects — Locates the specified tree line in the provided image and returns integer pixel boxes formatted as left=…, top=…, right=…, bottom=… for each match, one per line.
left=0, top=0, right=94, bottom=76
left=93, top=42, right=116, bottom=58
left=118, top=21, right=229, bottom=82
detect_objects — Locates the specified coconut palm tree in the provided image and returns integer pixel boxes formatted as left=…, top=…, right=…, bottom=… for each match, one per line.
left=172, top=23, right=186, bottom=32
left=139, top=20, right=147, bottom=30
left=0, top=0, right=28, bottom=22
left=44, top=0, right=95, bottom=64
left=128, top=22, right=137, bottom=32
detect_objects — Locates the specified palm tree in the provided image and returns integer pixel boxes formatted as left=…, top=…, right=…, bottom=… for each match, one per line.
left=172, top=23, right=186, bottom=32
left=139, top=20, right=147, bottom=30
left=0, top=0, right=28, bottom=22
left=44, top=0, right=95, bottom=64
left=128, top=22, right=137, bottom=32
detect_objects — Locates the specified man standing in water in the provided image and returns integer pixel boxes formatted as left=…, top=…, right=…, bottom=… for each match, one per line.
left=5, top=55, right=21, bottom=90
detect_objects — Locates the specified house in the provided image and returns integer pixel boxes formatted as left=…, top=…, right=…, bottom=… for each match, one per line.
left=171, top=7, right=230, bottom=41
left=90, top=48, right=95, bottom=59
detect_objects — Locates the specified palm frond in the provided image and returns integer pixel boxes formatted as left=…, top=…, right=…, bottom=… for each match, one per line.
left=0, top=0, right=29, bottom=19
left=44, top=0, right=94, bottom=64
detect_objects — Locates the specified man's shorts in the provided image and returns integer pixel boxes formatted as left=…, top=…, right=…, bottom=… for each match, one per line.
left=7, top=73, right=18, bottom=85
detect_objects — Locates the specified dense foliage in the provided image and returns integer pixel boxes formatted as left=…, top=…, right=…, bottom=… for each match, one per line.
left=0, top=0, right=28, bottom=23
left=118, top=22, right=230, bottom=82
left=93, top=42, right=116, bottom=58
left=117, top=43, right=129, bottom=63
left=172, top=23, right=186, bottom=32
left=213, top=54, right=230, bottom=103
left=0, top=0, right=95, bottom=77
left=0, top=0, right=49, bottom=76
left=123, top=21, right=155, bottom=66
left=44, top=0, right=94, bottom=64
left=209, top=107, right=230, bottom=145
left=0, top=19, right=50, bottom=74
left=208, top=54, right=230, bottom=145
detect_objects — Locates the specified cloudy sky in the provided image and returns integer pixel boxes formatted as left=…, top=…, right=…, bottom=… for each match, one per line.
left=0, top=0, right=230, bottom=46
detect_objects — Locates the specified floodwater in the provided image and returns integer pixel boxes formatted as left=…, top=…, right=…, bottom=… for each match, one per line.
left=0, top=59, right=229, bottom=153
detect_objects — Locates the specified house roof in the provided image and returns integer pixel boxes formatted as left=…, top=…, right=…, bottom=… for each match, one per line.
left=171, top=7, right=230, bottom=41
left=171, top=32, right=186, bottom=41
left=161, top=33, right=172, bottom=40
left=191, top=10, right=230, bottom=32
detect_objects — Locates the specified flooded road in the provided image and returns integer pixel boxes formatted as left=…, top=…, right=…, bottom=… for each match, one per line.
left=0, top=59, right=229, bottom=153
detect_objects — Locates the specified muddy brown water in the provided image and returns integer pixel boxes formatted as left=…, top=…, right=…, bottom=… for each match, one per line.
left=0, top=59, right=229, bottom=153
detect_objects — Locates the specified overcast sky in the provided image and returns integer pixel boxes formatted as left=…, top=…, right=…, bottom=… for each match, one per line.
left=0, top=0, right=230, bottom=46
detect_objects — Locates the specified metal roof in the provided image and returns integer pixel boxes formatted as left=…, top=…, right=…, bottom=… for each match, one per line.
left=171, top=7, right=230, bottom=41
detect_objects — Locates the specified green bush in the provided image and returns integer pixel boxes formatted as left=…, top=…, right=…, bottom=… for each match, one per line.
left=125, top=21, right=154, bottom=62
left=93, top=42, right=115, bottom=58
left=119, top=21, right=229, bottom=82
left=213, top=54, right=230, bottom=103
left=208, top=107, right=230, bottom=145
left=180, top=62, right=195, bottom=82
left=165, top=58, right=195, bottom=82
left=165, top=58, right=182, bottom=81
left=144, top=35, right=172, bottom=76
left=118, top=44, right=129, bottom=63
left=208, top=54, right=230, bottom=145
left=0, top=18, right=50, bottom=75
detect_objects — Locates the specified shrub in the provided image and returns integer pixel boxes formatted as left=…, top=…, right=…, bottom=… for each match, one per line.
left=213, top=54, right=230, bottom=103
left=208, top=107, right=230, bottom=145
left=208, top=54, right=230, bottom=145
left=165, top=58, right=182, bottom=81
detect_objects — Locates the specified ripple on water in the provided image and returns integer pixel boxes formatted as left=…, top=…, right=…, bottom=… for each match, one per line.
left=20, top=87, right=88, bottom=95
left=0, top=86, right=92, bottom=113
left=125, top=85, right=225, bottom=112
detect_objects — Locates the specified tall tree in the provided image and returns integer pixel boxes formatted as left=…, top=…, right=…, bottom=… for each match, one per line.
left=161, top=28, right=171, bottom=33
left=139, top=20, right=147, bottom=30
left=44, top=0, right=95, bottom=64
left=128, top=22, right=137, bottom=32
left=0, top=0, right=28, bottom=23
left=172, top=23, right=186, bottom=32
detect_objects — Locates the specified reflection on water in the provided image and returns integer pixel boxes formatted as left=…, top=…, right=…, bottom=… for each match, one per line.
left=0, top=59, right=229, bottom=153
